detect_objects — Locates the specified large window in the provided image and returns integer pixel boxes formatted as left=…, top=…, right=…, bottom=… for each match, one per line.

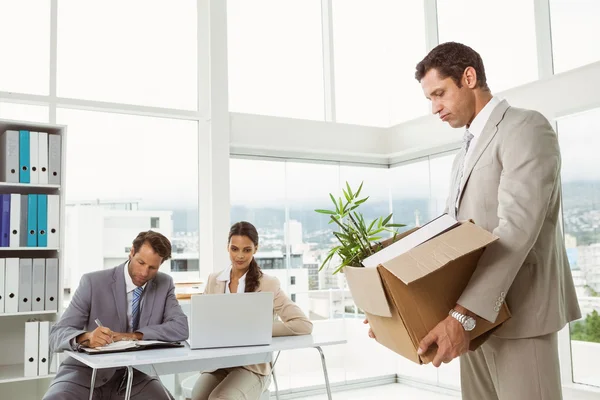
left=0, top=102, right=49, bottom=123
left=557, top=108, right=600, bottom=388
left=332, top=0, right=428, bottom=127
left=437, top=0, right=538, bottom=93
left=57, top=109, right=199, bottom=287
left=390, top=159, right=431, bottom=232
left=57, top=0, right=197, bottom=110
left=550, top=0, right=600, bottom=74
left=227, top=0, right=325, bottom=120
left=0, top=0, right=50, bottom=95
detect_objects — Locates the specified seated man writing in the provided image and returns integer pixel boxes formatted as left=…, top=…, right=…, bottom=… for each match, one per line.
left=43, top=230, right=189, bottom=400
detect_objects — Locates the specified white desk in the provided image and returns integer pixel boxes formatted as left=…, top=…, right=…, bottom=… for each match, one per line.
left=65, top=333, right=346, bottom=400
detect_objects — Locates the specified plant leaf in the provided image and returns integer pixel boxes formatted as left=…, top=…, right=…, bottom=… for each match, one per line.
left=346, top=181, right=354, bottom=198
left=382, top=213, right=393, bottom=226
left=355, top=181, right=364, bottom=198
left=386, top=223, right=406, bottom=227
left=354, top=196, right=369, bottom=206
left=315, top=209, right=336, bottom=215
left=329, top=193, right=339, bottom=213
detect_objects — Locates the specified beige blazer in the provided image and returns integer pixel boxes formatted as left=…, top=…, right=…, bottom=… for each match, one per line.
left=450, top=99, right=581, bottom=339
left=203, top=270, right=313, bottom=375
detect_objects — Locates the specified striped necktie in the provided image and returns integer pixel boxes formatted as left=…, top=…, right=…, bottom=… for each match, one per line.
left=131, top=286, right=144, bottom=332
left=450, top=129, right=474, bottom=218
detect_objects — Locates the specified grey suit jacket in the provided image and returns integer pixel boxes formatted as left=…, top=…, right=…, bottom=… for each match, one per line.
left=48, top=263, right=189, bottom=389
left=449, top=99, right=581, bottom=339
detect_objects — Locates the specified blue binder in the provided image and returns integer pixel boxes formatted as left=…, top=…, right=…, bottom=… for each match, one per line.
left=37, top=194, right=48, bottom=247
left=19, top=130, right=30, bottom=183
left=0, top=194, right=10, bottom=247
left=27, top=194, right=38, bottom=247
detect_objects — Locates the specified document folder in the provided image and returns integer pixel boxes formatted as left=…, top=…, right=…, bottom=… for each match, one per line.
left=48, top=134, right=61, bottom=185
left=0, top=194, right=10, bottom=247
left=80, top=340, right=183, bottom=355
left=5, top=258, right=19, bottom=313
left=27, top=194, right=37, bottom=247
left=18, top=258, right=33, bottom=312
left=47, top=195, right=59, bottom=248
left=29, top=131, right=39, bottom=184
left=38, top=132, right=49, bottom=184
left=24, top=320, right=39, bottom=377
left=0, top=258, right=5, bottom=313
left=38, top=320, right=50, bottom=376
left=37, top=195, right=48, bottom=247
left=44, top=258, right=58, bottom=311
left=19, top=130, right=30, bottom=184
left=32, top=258, right=46, bottom=312
left=9, top=194, right=20, bottom=248
left=0, top=130, right=19, bottom=183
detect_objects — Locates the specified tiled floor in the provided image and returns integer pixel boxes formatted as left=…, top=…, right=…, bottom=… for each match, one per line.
left=300, top=383, right=600, bottom=400
left=301, top=383, right=459, bottom=400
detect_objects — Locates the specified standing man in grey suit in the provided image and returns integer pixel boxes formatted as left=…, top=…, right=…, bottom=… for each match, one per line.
left=43, top=230, right=189, bottom=399
left=410, top=42, right=581, bottom=399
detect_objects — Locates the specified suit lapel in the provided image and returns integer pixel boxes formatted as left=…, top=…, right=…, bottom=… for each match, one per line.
left=139, top=280, right=156, bottom=328
left=215, top=280, right=226, bottom=294
left=458, top=100, right=510, bottom=204
left=111, top=264, right=127, bottom=332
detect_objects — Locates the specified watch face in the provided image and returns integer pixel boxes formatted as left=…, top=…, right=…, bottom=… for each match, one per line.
left=464, top=317, right=476, bottom=331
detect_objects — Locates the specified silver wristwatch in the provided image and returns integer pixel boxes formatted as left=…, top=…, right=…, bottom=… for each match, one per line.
left=449, top=309, right=476, bottom=331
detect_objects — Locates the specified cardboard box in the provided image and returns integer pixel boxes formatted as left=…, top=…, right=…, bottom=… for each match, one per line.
left=344, top=216, right=511, bottom=364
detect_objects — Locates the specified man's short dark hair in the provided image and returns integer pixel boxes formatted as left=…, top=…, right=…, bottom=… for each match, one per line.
left=132, top=230, right=172, bottom=263
left=415, top=42, right=489, bottom=91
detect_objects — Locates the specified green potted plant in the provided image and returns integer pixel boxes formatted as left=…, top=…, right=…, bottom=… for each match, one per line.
left=315, top=182, right=405, bottom=274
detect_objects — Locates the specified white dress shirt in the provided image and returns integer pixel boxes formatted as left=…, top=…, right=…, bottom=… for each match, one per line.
left=218, top=265, right=247, bottom=293
left=458, top=96, right=502, bottom=197
left=124, top=261, right=147, bottom=332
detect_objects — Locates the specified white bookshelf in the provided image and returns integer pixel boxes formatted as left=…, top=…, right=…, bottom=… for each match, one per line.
left=0, top=364, right=56, bottom=384
left=0, top=118, right=67, bottom=396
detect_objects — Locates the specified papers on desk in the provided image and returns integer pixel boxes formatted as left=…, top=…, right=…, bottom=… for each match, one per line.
left=80, top=339, right=183, bottom=355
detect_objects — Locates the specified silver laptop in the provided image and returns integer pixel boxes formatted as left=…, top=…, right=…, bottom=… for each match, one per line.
left=189, top=292, right=274, bottom=349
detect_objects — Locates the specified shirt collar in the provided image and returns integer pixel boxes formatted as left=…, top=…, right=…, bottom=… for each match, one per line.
left=217, top=265, right=247, bottom=283
left=467, top=96, right=501, bottom=138
left=124, top=260, right=147, bottom=293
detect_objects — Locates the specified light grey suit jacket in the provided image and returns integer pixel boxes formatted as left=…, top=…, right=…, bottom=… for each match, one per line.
left=48, top=263, right=189, bottom=389
left=450, top=100, right=581, bottom=339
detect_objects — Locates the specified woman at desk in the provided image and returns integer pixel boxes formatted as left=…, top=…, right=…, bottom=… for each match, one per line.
left=192, top=221, right=313, bottom=400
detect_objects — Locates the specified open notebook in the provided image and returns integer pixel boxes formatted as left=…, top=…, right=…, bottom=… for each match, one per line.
left=79, top=340, right=184, bottom=355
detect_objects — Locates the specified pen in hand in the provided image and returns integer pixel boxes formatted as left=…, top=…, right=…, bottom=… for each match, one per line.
left=95, top=318, right=114, bottom=343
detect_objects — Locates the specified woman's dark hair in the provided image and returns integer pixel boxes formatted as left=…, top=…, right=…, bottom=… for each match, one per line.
left=229, top=221, right=263, bottom=293
left=415, top=41, right=489, bottom=91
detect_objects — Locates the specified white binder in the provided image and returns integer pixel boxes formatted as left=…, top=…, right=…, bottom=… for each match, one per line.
left=5, top=257, right=19, bottom=313
left=0, top=258, right=5, bottom=313
left=44, top=258, right=58, bottom=311
left=48, top=134, right=61, bottom=185
left=38, top=320, right=50, bottom=376
left=38, top=132, right=49, bottom=185
left=32, top=258, right=46, bottom=312
left=47, top=195, right=59, bottom=248
left=29, top=131, right=39, bottom=185
left=9, top=194, right=21, bottom=248
left=24, top=320, right=39, bottom=377
left=18, top=258, right=33, bottom=312
left=0, top=130, right=19, bottom=183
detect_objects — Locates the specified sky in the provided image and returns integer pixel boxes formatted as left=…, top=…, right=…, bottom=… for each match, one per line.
left=1, top=0, right=600, bottom=207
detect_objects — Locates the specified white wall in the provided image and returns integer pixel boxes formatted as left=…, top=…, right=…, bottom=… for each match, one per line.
left=230, top=112, right=389, bottom=164
left=387, top=60, right=600, bottom=163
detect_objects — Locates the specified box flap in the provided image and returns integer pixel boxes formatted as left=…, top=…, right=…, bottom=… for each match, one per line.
left=362, top=214, right=459, bottom=268
left=344, top=266, right=392, bottom=317
left=383, top=222, right=498, bottom=284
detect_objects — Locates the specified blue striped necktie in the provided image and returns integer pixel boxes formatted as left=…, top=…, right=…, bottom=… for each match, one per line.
left=131, top=286, right=144, bottom=332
